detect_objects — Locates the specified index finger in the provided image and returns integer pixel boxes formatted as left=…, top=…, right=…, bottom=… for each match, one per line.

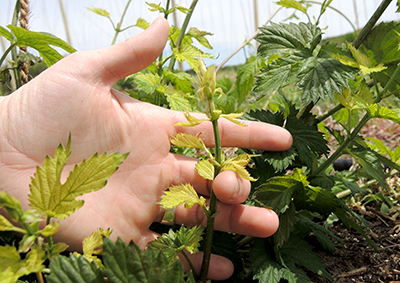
left=170, top=111, right=292, bottom=151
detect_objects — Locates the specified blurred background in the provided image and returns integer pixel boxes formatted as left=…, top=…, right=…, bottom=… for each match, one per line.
left=1, top=0, right=400, bottom=68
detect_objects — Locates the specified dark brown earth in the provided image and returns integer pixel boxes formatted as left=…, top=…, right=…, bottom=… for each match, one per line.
left=307, top=118, right=400, bottom=282
left=308, top=201, right=400, bottom=283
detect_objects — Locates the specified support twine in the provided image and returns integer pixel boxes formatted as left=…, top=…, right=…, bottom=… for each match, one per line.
left=19, top=0, right=29, bottom=85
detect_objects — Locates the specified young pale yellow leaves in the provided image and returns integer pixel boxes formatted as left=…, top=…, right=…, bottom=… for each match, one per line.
left=195, top=159, right=215, bottom=180
left=221, top=154, right=257, bottom=182
left=335, top=83, right=374, bottom=110
left=173, top=111, right=210, bottom=127
left=73, top=227, right=112, bottom=268
left=332, top=43, right=387, bottom=75
left=28, top=137, right=128, bottom=220
left=158, top=183, right=206, bottom=210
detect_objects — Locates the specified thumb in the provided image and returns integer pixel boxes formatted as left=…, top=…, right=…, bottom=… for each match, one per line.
left=93, top=17, right=170, bottom=86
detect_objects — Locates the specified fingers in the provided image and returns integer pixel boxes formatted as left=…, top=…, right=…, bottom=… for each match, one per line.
left=179, top=252, right=234, bottom=280
left=173, top=201, right=279, bottom=238
left=91, top=17, right=170, bottom=86
left=170, top=111, right=292, bottom=151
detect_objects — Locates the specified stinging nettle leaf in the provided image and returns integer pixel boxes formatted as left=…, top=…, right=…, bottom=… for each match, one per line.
left=159, top=183, right=206, bottom=210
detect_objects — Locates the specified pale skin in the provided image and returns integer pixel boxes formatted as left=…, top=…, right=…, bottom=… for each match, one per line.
left=0, top=18, right=292, bottom=280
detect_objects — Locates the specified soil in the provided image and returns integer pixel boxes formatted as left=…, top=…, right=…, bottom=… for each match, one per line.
left=308, top=202, right=400, bottom=283
left=307, top=118, right=400, bottom=283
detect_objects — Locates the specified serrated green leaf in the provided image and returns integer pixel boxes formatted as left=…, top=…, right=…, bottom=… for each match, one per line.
left=279, top=234, right=333, bottom=282
left=244, top=109, right=285, bottom=127
left=41, top=222, right=59, bottom=237
left=163, top=69, right=194, bottom=94
left=366, top=137, right=400, bottom=164
left=254, top=176, right=302, bottom=214
left=47, top=253, right=104, bottom=283
left=7, top=25, right=75, bottom=66
left=273, top=202, right=296, bottom=248
left=286, top=116, right=329, bottom=167
left=29, top=138, right=128, bottom=219
left=163, top=86, right=192, bottom=111
left=172, top=44, right=212, bottom=72
left=87, top=7, right=110, bottom=18
left=293, top=184, right=341, bottom=216
left=186, top=27, right=213, bottom=49
left=195, top=159, right=214, bottom=180
left=159, top=183, right=206, bottom=210
left=296, top=214, right=342, bottom=254
left=0, top=192, right=24, bottom=222
left=221, top=154, right=256, bottom=181
left=102, top=237, right=193, bottom=283
left=263, top=148, right=297, bottom=172
left=136, top=18, right=150, bottom=29
left=170, top=133, right=207, bottom=150
left=367, top=104, right=400, bottom=124
left=0, top=245, right=45, bottom=281
left=277, top=0, right=307, bottom=13
left=250, top=239, right=297, bottom=283
left=83, top=228, right=112, bottom=256
left=349, top=146, right=388, bottom=190
left=0, top=26, right=14, bottom=42
left=149, top=225, right=204, bottom=263
left=173, top=112, right=210, bottom=127
left=235, top=56, right=265, bottom=106
left=255, top=22, right=355, bottom=104
left=361, top=22, right=400, bottom=91
left=134, top=72, right=162, bottom=94
left=146, top=2, right=165, bottom=12
left=0, top=215, right=18, bottom=232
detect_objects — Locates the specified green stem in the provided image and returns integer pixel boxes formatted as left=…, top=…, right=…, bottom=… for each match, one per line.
left=0, top=43, right=17, bottom=67
left=313, top=113, right=370, bottom=176
left=352, top=0, right=393, bottom=48
left=181, top=251, right=196, bottom=278
left=305, top=0, right=357, bottom=34
left=168, top=0, right=198, bottom=71
left=297, top=101, right=315, bottom=120
left=11, top=0, right=22, bottom=90
left=111, top=0, right=132, bottom=45
left=382, top=62, right=400, bottom=95
left=316, top=103, right=344, bottom=123
left=200, top=117, right=222, bottom=282
left=157, top=0, right=171, bottom=76
left=46, top=217, right=54, bottom=252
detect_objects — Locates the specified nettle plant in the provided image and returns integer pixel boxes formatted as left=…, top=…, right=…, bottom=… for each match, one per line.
left=1, top=0, right=400, bottom=282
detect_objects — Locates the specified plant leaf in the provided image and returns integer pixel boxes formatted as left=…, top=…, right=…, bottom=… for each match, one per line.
left=7, top=25, right=76, bottom=66
left=279, top=234, right=333, bottom=282
left=172, top=44, right=212, bottom=72
left=186, top=27, right=213, bottom=49
left=253, top=175, right=302, bottom=214
left=47, top=253, right=105, bottom=283
left=221, top=154, right=256, bottom=181
left=0, top=26, right=14, bottom=42
left=273, top=202, right=296, bottom=248
left=170, top=133, right=207, bottom=150
left=277, top=0, right=307, bottom=13
left=0, top=192, right=24, bottom=222
left=149, top=225, right=204, bottom=263
left=173, top=112, right=210, bottom=127
left=87, top=7, right=110, bottom=18
left=195, top=159, right=215, bottom=180
left=367, top=104, right=400, bottom=124
left=163, top=86, right=193, bottom=111
left=235, top=56, right=265, bottom=106
left=136, top=18, right=150, bottom=29
left=134, top=72, right=162, bottom=94
left=0, top=245, right=45, bottom=281
left=349, top=146, right=388, bottom=190
left=158, top=183, right=206, bottom=210
left=255, top=22, right=355, bottom=104
left=102, top=237, right=194, bottom=283
left=29, top=137, right=128, bottom=219
left=286, top=115, right=329, bottom=167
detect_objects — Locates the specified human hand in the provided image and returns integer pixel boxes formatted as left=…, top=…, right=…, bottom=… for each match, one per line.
left=0, top=18, right=292, bottom=280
